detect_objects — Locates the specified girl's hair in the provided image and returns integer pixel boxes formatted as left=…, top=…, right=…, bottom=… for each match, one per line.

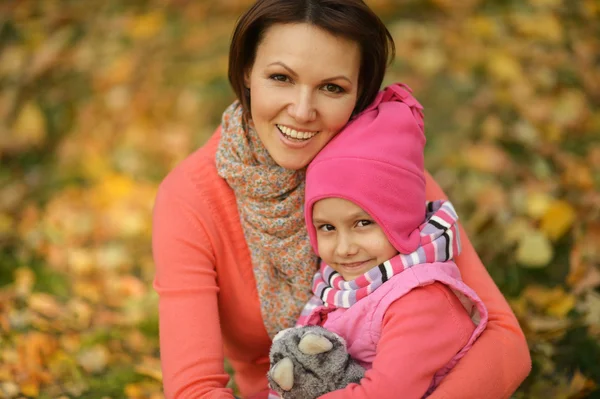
left=228, top=0, right=395, bottom=119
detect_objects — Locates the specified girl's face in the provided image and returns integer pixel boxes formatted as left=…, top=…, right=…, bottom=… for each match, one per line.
left=312, top=198, right=398, bottom=281
left=245, top=23, right=360, bottom=170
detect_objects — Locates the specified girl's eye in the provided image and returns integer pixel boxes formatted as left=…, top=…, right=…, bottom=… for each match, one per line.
left=323, top=83, right=344, bottom=94
left=318, top=224, right=335, bottom=232
left=270, top=74, right=290, bottom=83
left=356, top=220, right=372, bottom=228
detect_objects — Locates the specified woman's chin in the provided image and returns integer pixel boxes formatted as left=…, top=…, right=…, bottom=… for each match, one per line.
left=273, top=155, right=313, bottom=171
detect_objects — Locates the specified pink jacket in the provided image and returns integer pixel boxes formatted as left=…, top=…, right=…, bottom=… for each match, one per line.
left=301, top=260, right=488, bottom=396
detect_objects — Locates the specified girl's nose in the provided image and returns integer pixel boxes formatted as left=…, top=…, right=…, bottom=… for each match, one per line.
left=288, top=88, right=316, bottom=123
left=335, top=234, right=358, bottom=257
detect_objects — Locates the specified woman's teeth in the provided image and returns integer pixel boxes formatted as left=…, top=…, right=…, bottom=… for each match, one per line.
left=277, top=124, right=318, bottom=140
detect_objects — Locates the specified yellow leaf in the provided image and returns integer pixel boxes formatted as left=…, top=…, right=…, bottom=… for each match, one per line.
left=67, top=247, right=95, bottom=276
left=531, top=0, right=563, bottom=8
left=28, top=293, right=63, bottom=318
left=540, top=200, right=576, bottom=241
left=561, top=160, right=594, bottom=190
left=588, top=145, right=600, bottom=170
left=581, top=291, right=600, bottom=330
left=26, top=28, right=72, bottom=80
left=487, top=52, right=522, bottom=83
left=82, top=153, right=113, bottom=181
left=77, top=345, right=109, bottom=374
left=512, top=12, right=563, bottom=43
left=101, top=55, right=135, bottom=87
left=522, top=285, right=575, bottom=318
left=5, top=102, right=46, bottom=151
left=73, top=281, right=102, bottom=304
left=525, top=191, right=552, bottom=219
left=14, top=267, right=35, bottom=297
left=0, top=45, right=26, bottom=76
left=547, top=292, right=576, bottom=318
left=465, top=16, right=498, bottom=40
left=583, top=0, right=600, bottom=18
left=19, top=380, right=40, bottom=397
left=481, top=115, right=502, bottom=140
left=66, top=298, right=93, bottom=330
left=504, top=218, right=534, bottom=245
left=553, top=89, right=588, bottom=128
left=93, top=174, right=135, bottom=207
left=463, top=143, right=510, bottom=174
left=135, top=356, right=163, bottom=381
left=528, top=315, right=570, bottom=333
left=417, top=47, right=446, bottom=76
left=569, top=370, right=597, bottom=396
left=125, top=383, right=145, bottom=399
left=0, top=381, right=19, bottom=397
left=0, top=213, right=13, bottom=238
left=129, top=11, right=165, bottom=39
left=516, top=230, right=553, bottom=267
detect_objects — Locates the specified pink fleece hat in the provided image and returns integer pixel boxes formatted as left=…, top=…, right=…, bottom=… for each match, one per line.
left=305, top=83, right=426, bottom=255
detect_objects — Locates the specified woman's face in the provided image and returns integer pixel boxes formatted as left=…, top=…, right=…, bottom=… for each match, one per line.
left=245, top=23, right=361, bottom=170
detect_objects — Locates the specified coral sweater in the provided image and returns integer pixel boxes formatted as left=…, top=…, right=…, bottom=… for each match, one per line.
left=152, top=128, right=531, bottom=399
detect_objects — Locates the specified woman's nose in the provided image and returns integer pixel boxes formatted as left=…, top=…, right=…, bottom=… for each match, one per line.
left=288, top=88, right=316, bottom=123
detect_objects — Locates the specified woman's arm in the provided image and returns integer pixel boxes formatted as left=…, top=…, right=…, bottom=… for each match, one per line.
left=424, top=171, right=531, bottom=399
left=153, top=170, right=235, bottom=399
left=320, top=283, right=476, bottom=399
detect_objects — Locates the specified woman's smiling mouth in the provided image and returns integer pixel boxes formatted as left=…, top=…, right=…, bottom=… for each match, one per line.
left=276, top=124, right=319, bottom=141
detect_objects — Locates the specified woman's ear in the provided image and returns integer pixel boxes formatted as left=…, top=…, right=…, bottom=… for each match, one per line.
left=243, top=68, right=251, bottom=90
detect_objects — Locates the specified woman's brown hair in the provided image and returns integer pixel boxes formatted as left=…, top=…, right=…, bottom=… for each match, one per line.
left=228, top=0, right=395, bottom=119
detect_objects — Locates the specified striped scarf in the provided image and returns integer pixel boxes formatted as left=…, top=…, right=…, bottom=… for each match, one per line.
left=297, top=200, right=461, bottom=322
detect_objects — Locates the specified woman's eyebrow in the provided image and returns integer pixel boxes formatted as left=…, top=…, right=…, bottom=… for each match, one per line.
left=267, top=61, right=352, bottom=84
left=268, top=61, right=298, bottom=78
left=318, top=75, right=352, bottom=85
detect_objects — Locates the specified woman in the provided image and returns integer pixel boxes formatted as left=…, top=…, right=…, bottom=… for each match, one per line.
left=152, top=1, right=531, bottom=398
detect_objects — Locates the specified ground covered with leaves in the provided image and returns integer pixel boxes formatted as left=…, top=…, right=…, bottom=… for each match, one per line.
left=0, top=0, right=599, bottom=398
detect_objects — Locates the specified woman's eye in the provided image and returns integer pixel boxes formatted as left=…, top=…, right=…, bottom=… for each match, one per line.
left=323, top=83, right=344, bottom=94
left=270, top=74, right=289, bottom=83
left=356, top=220, right=372, bottom=227
left=318, top=224, right=335, bottom=232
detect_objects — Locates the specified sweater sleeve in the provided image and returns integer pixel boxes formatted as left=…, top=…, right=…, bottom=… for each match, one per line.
left=424, top=171, right=531, bottom=399
left=319, top=283, right=475, bottom=399
left=152, top=171, right=235, bottom=399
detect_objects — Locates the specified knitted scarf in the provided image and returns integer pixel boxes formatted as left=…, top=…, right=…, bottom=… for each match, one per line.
left=297, top=200, right=461, bottom=324
left=215, top=101, right=317, bottom=338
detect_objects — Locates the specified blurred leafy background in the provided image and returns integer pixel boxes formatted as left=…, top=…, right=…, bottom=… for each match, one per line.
left=0, top=0, right=599, bottom=398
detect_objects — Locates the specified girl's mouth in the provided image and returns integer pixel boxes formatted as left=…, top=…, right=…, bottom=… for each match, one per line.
left=276, top=124, right=319, bottom=141
left=338, top=260, right=370, bottom=270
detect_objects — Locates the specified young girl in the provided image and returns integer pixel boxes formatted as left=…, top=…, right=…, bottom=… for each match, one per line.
left=270, top=83, right=489, bottom=398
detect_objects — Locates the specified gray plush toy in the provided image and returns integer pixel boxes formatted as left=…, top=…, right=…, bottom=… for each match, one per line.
left=267, top=325, right=365, bottom=399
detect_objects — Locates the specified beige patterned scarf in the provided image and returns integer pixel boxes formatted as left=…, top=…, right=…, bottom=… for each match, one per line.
left=215, top=101, right=317, bottom=338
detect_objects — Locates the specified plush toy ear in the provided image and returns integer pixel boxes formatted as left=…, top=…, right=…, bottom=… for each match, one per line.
left=272, top=328, right=293, bottom=343
left=298, top=333, right=334, bottom=355
left=271, top=357, right=294, bottom=391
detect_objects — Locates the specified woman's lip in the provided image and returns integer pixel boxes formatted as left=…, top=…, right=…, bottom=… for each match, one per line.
left=277, top=123, right=319, bottom=133
left=275, top=125, right=317, bottom=149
